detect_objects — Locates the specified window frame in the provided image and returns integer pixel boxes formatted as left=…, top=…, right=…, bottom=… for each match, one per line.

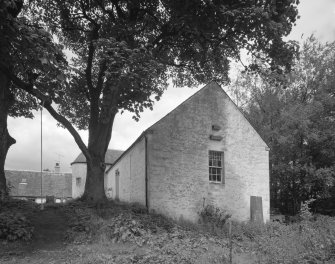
left=208, top=150, right=224, bottom=184
left=76, top=177, right=81, bottom=186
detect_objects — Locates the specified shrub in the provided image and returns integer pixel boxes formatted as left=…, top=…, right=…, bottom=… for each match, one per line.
left=198, top=204, right=231, bottom=232
left=299, top=198, right=315, bottom=221
left=130, top=202, right=148, bottom=214
left=255, top=216, right=335, bottom=264
left=0, top=212, right=34, bottom=241
left=229, top=220, right=268, bottom=241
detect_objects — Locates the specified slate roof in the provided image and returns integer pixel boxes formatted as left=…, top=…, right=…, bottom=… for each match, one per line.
left=6, top=170, right=72, bottom=198
left=71, top=149, right=124, bottom=165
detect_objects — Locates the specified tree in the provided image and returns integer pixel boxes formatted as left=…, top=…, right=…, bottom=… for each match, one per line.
left=0, top=0, right=66, bottom=198
left=1, top=0, right=299, bottom=201
left=236, top=36, right=335, bottom=215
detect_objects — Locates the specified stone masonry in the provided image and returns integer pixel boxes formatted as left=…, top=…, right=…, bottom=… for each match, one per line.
left=85, top=82, right=269, bottom=223
left=146, top=82, right=269, bottom=222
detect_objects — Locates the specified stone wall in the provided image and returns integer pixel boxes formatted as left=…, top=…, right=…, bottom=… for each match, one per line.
left=71, top=163, right=87, bottom=198
left=146, top=82, right=269, bottom=222
left=105, top=137, right=146, bottom=205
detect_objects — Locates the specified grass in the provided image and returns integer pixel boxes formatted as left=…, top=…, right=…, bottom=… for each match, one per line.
left=0, top=199, right=334, bottom=264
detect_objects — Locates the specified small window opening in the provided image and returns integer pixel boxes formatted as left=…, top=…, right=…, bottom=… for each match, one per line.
left=76, top=177, right=81, bottom=185
left=209, top=151, right=224, bottom=183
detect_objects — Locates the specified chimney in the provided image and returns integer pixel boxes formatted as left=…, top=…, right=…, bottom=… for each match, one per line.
left=55, top=162, right=60, bottom=173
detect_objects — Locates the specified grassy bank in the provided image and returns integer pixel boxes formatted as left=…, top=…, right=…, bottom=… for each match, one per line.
left=0, top=199, right=334, bottom=263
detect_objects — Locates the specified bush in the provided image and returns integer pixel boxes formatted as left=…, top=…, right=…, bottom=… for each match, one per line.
left=0, top=212, right=34, bottom=241
left=255, top=216, right=335, bottom=264
left=299, top=198, right=315, bottom=221
left=229, top=220, right=268, bottom=241
left=198, top=204, right=231, bottom=232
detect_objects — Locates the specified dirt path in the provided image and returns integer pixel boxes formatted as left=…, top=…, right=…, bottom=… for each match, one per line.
left=30, top=207, right=68, bottom=250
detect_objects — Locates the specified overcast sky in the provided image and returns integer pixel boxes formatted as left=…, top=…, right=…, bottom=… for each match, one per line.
left=5, top=0, right=335, bottom=173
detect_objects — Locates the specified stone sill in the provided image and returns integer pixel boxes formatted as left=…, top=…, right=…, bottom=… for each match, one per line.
left=209, top=181, right=224, bottom=185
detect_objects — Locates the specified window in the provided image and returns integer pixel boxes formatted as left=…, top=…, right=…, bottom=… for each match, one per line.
left=76, top=177, right=81, bottom=186
left=209, top=151, right=224, bottom=183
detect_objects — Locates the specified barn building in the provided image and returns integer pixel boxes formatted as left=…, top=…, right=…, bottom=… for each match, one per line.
left=72, top=82, right=270, bottom=222
left=6, top=164, right=72, bottom=203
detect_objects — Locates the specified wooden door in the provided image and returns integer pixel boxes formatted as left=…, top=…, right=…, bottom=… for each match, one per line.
left=115, top=169, right=120, bottom=201
left=250, top=196, right=263, bottom=223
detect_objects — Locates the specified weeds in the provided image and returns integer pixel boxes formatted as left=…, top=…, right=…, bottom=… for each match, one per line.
left=198, top=204, right=231, bottom=234
left=0, top=211, right=34, bottom=241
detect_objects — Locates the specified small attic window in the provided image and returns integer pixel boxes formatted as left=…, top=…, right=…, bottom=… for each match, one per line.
left=76, top=177, right=81, bottom=185
left=20, top=178, right=27, bottom=184
left=212, top=125, right=221, bottom=131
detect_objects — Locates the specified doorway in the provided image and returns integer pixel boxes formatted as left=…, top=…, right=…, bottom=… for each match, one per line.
left=115, top=169, right=120, bottom=201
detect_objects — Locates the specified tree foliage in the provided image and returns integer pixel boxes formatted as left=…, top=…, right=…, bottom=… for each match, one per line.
left=0, top=0, right=68, bottom=198
left=1, top=0, right=300, bottom=201
left=234, top=36, right=335, bottom=215
left=33, top=0, right=300, bottom=126
left=0, top=0, right=67, bottom=118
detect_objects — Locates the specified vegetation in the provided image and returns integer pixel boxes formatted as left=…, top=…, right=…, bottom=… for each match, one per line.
left=0, top=0, right=67, bottom=199
left=0, top=212, right=34, bottom=241
left=0, top=0, right=299, bottom=201
left=0, top=199, right=38, bottom=242
left=228, top=36, right=335, bottom=216
left=0, top=199, right=334, bottom=264
left=198, top=204, right=231, bottom=231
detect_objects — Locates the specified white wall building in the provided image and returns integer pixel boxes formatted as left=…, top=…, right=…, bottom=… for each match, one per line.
left=71, top=150, right=123, bottom=198
left=72, top=82, right=270, bottom=222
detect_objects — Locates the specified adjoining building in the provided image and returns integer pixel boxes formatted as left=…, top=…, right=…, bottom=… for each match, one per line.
left=6, top=163, right=72, bottom=203
left=72, top=82, right=270, bottom=222
left=71, top=150, right=123, bottom=198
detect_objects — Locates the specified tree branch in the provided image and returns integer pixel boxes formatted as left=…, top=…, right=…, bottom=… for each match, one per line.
left=79, top=0, right=99, bottom=26
left=86, top=37, right=95, bottom=92
left=85, top=25, right=101, bottom=131
left=111, top=0, right=126, bottom=20
left=96, top=60, right=107, bottom=95
left=0, top=66, right=92, bottom=164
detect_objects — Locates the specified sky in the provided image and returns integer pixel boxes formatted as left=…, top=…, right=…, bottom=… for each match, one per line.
left=5, top=0, right=335, bottom=173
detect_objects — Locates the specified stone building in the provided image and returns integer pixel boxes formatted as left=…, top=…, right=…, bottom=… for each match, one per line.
left=71, top=149, right=123, bottom=198
left=72, top=82, right=270, bottom=222
left=6, top=164, right=72, bottom=203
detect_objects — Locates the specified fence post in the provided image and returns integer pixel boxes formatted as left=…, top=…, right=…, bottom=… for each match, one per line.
left=229, top=220, right=232, bottom=264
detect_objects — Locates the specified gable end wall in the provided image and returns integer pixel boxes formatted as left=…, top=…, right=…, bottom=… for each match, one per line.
left=147, top=83, right=269, bottom=222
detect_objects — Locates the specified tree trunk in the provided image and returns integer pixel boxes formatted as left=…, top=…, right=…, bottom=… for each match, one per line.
left=82, top=113, right=116, bottom=202
left=0, top=72, right=16, bottom=200
left=82, top=157, right=106, bottom=202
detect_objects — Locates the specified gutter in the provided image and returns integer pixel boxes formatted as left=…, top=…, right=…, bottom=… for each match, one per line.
left=145, top=135, right=149, bottom=209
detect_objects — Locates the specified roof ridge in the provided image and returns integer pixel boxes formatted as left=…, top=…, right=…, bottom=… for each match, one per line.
left=108, top=81, right=220, bottom=166
left=144, top=81, right=218, bottom=133
left=71, top=149, right=124, bottom=165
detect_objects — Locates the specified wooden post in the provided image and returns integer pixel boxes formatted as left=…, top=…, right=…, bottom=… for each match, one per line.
left=229, top=220, right=232, bottom=264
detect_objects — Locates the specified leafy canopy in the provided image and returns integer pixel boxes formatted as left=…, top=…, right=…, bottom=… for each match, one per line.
left=233, top=36, right=335, bottom=214
left=30, top=0, right=299, bottom=129
left=0, top=0, right=67, bottom=118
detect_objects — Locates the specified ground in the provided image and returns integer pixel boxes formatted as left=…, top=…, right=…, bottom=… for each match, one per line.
left=1, top=200, right=334, bottom=264
left=0, top=201, right=255, bottom=264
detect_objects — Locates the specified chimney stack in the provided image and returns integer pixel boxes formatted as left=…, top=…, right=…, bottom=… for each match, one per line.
left=55, top=162, right=60, bottom=173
